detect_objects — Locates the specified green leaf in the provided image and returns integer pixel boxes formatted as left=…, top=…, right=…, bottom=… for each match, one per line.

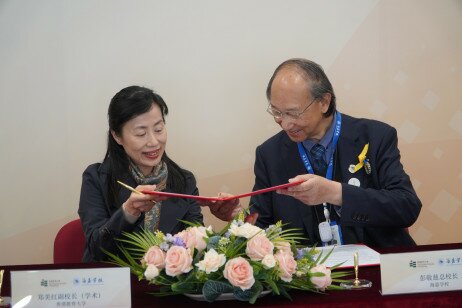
left=206, top=235, right=221, bottom=250
left=225, top=237, right=248, bottom=258
left=277, top=284, right=292, bottom=300
left=319, top=246, right=335, bottom=265
left=328, top=263, right=345, bottom=271
left=103, top=244, right=143, bottom=276
left=192, top=250, right=204, bottom=265
left=266, top=278, right=280, bottom=295
left=233, top=280, right=263, bottom=304
left=202, top=280, right=234, bottom=302
left=171, top=281, right=194, bottom=293
left=170, top=271, right=201, bottom=294
left=331, top=270, right=351, bottom=278
left=178, top=219, right=203, bottom=228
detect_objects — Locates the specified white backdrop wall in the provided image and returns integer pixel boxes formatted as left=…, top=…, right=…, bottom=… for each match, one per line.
left=1, top=0, right=461, bottom=265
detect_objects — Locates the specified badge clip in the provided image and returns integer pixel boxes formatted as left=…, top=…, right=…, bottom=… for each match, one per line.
left=364, top=158, right=371, bottom=175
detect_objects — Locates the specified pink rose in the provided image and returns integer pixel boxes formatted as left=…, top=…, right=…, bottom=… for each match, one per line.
left=223, top=257, right=255, bottom=290
left=165, top=246, right=193, bottom=277
left=275, top=241, right=293, bottom=255
left=275, top=250, right=297, bottom=282
left=141, top=246, right=166, bottom=269
left=246, top=234, right=274, bottom=261
left=177, top=226, right=208, bottom=251
left=310, top=264, right=332, bottom=291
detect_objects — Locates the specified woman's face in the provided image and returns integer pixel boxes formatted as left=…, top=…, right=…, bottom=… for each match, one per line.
left=112, top=104, right=167, bottom=176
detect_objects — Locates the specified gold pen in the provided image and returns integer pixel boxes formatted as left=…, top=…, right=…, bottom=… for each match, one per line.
left=354, top=251, right=359, bottom=286
left=117, top=181, right=143, bottom=195
left=0, top=269, right=4, bottom=303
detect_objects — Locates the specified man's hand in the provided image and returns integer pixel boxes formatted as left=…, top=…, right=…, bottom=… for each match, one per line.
left=244, top=212, right=259, bottom=224
left=198, top=193, right=242, bottom=222
left=277, top=175, right=343, bottom=206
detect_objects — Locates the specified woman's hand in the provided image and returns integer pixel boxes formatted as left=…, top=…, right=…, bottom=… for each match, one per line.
left=122, top=184, right=168, bottom=217
left=198, top=193, right=242, bottom=222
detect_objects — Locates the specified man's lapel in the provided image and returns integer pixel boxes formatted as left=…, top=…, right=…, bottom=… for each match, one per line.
left=335, top=115, right=365, bottom=242
left=282, top=134, right=318, bottom=243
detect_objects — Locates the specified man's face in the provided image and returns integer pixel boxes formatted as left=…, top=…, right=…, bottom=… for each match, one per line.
left=269, top=68, right=330, bottom=142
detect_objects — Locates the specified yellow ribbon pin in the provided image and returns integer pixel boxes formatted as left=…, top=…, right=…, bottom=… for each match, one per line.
left=353, top=143, right=369, bottom=173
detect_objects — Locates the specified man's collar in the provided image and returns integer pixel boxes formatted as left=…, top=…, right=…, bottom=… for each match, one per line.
left=302, top=112, right=336, bottom=150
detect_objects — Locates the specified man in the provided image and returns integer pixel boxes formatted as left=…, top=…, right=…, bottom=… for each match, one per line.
left=247, top=58, right=421, bottom=248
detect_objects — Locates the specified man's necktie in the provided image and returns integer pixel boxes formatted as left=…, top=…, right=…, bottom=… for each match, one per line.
left=310, top=143, right=342, bottom=217
left=310, top=143, right=327, bottom=176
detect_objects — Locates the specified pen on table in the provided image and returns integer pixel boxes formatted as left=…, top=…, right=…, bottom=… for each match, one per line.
left=0, top=269, right=4, bottom=303
left=354, top=251, right=359, bottom=285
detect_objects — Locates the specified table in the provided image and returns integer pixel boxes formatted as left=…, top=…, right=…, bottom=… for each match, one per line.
left=1, top=243, right=462, bottom=307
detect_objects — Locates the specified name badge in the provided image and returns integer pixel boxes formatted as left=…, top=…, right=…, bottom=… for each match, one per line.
left=11, top=267, right=131, bottom=307
left=380, top=249, right=462, bottom=295
left=330, top=221, right=343, bottom=245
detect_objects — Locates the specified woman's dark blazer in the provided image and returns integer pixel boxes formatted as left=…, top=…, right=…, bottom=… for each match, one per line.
left=78, top=161, right=203, bottom=262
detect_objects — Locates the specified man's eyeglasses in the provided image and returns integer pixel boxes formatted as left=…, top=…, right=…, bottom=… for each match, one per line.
left=266, top=98, right=317, bottom=120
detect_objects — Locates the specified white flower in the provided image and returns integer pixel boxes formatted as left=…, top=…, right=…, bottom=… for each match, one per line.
left=229, top=222, right=263, bottom=239
left=261, top=254, right=276, bottom=269
left=195, top=248, right=226, bottom=274
left=144, top=264, right=160, bottom=280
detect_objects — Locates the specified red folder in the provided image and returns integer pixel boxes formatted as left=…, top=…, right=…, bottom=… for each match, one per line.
left=141, top=180, right=304, bottom=201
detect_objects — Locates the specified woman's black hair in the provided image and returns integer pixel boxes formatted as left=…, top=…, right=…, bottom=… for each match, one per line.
left=105, top=85, right=186, bottom=208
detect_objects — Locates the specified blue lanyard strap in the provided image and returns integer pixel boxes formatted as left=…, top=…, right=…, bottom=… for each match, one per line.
left=296, top=112, right=342, bottom=180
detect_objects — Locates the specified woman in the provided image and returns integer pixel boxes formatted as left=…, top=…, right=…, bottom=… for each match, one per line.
left=78, top=86, right=203, bottom=262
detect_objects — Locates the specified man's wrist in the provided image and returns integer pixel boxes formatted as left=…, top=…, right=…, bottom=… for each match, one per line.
left=328, top=181, right=343, bottom=206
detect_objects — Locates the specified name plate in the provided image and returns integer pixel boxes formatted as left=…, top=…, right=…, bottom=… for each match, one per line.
left=11, top=267, right=131, bottom=307
left=380, top=249, right=462, bottom=295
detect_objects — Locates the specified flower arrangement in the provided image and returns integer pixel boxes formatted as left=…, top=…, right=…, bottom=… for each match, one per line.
left=106, top=211, right=348, bottom=304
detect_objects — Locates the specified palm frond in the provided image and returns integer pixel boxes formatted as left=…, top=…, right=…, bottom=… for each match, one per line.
left=319, top=246, right=335, bottom=264
left=178, top=219, right=203, bottom=228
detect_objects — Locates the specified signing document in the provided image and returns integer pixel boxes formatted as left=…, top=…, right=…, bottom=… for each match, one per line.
left=317, top=244, right=380, bottom=268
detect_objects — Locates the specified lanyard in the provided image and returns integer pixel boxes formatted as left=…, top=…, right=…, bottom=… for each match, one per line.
left=296, top=112, right=342, bottom=226
left=296, top=112, right=342, bottom=180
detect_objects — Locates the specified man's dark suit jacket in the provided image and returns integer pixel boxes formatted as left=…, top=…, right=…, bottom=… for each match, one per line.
left=78, top=161, right=203, bottom=262
left=250, top=113, right=421, bottom=248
